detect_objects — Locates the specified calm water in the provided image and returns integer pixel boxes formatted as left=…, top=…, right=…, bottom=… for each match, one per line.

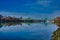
left=0, top=13, right=60, bottom=40
left=0, top=22, right=58, bottom=40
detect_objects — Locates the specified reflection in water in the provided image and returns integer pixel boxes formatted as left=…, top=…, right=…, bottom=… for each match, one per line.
left=0, top=21, right=59, bottom=40
left=0, top=22, right=47, bottom=28
left=0, top=23, right=3, bottom=28
left=0, top=21, right=55, bottom=40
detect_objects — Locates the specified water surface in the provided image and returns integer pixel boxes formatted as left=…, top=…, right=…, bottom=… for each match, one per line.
left=0, top=22, right=58, bottom=40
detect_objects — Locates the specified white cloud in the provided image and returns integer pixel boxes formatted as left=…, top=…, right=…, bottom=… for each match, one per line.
left=37, top=0, right=52, bottom=7
left=51, top=10, right=60, bottom=18
left=46, top=10, right=60, bottom=19
left=0, top=10, right=60, bottom=19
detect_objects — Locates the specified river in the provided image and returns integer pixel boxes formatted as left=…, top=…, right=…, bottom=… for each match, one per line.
left=0, top=13, right=59, bottom=40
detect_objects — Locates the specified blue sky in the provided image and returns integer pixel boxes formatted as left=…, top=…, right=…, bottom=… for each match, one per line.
left=0, top=0, right=60, bottom=14
left=0, top=0, right=60, bottom=19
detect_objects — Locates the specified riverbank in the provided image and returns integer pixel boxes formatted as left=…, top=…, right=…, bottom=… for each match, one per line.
left=0, top=15, right=46, bottom=23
